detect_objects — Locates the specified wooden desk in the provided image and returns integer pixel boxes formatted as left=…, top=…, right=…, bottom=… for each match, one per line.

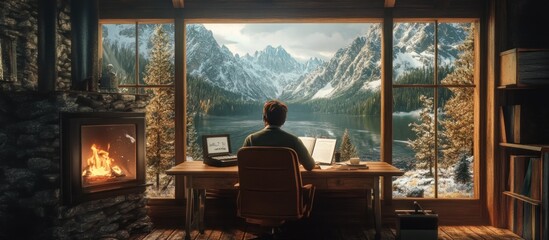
left=166, top=161, right=403, bottom=240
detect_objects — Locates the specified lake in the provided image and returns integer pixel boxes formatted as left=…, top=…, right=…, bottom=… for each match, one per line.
left=194, top=111, right=419, bottom=170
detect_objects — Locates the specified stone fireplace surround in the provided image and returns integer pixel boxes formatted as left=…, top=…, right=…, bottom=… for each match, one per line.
left=0, top=91, right=153, bottom=239
left=0, top=0, right=155, bottom=238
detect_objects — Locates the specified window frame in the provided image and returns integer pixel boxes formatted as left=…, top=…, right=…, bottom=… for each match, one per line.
left=391, top=19, right=480, bottom=199
left=98, top=19, right=178, bottom=199
left=98, top=13, right=484, bottom=220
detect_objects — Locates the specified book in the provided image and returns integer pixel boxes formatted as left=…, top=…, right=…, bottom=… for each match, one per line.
left=529, top=157, right=542, bottom=201
left=499, top=107, right=508, bottom=142
left=298, top=137, right=337, bottom=165
left=509, top=155, right=533, bottom=236
left=509, top=155, right=533, bottom=193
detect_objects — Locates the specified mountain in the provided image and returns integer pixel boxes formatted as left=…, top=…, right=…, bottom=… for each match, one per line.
left=185, top=24, right=324, bottom=100
left=103, top=23, right=469, bottom=113
left=281, top=23, right=469, bottom=102
left=280, top=25, right=382, bottom=101
left=186, top=24, right=279, bottom=100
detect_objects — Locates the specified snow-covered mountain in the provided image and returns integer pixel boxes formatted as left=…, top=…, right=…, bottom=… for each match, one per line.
left=186, top=25, right=324, bottom=100
left=281, top=23, right=469, bottom=101
left=103, top=23, right=468, bottom=102
left=280, top=25, right=382, bottom=100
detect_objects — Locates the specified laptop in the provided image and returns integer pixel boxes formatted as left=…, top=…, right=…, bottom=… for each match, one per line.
left=202, top=134, right=238, bottom=167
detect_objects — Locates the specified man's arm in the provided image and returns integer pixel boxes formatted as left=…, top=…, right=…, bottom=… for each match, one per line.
left=242, top=135, right=251, bottom=147
left=294, top=138, right=316, bottom=171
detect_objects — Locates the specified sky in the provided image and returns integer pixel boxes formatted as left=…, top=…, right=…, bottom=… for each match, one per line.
left=202, top=23, right=373, bottom=62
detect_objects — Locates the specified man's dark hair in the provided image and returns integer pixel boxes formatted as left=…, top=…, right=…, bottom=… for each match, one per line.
left=263, top=100, right=288, bottom=126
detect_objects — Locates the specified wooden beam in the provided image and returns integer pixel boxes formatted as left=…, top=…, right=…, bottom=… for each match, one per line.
left=172, top=0, right=184, bottom=8
left=38, top=0, right=57, bottom=92
left=385, top=0, right=395, bottom=8
left=381, top=8, right=393, bottom=205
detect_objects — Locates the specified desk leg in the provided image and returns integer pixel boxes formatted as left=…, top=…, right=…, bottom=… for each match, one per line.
left=185, top=176, right=193, bottom=240
left=198, top=189, right=206, bottom=233
left=374, top=176, right=381, bottom=240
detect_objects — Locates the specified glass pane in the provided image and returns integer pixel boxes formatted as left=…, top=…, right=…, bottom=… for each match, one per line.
left=437, top=87, right=474, bottom=198
left=140, top=23, right=175, bottom=85
left=393, top=23, right=435, bottom=85
left=393, top=88, right=435, bottom=198
left=185, top=23, right=381, bottom=162
left=101, top=24, right=137, bottom=90
left=145, top=87, right=175, bottom=198
left=438, top=23, right=475, bottom=85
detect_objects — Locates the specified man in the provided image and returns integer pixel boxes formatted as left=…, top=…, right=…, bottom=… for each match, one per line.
left=242, top=100, right=318, bottom=171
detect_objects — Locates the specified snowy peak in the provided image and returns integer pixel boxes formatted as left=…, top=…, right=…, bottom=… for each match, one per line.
left=304, top=57, right=324, bottom=72
left=250, top=45, right=302, bottom=73
left=184, top=24, right=324, bottom=100
left=282, top=23, right=468, bottom=101
left=281, top=25, right=382, bottom=101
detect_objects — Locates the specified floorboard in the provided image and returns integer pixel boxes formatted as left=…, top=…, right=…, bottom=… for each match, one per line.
left=130, top=221, right=523, bottom=240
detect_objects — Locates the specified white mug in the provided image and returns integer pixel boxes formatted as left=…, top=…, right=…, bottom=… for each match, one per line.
left=349, top=157, right=360, bottom=165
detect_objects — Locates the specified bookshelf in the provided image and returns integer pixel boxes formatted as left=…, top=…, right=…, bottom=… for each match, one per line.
left=498, top=48, right=549, bottom=240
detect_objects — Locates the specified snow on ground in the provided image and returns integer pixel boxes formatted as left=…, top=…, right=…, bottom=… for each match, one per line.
left=392, top=156, right=474, bottom=198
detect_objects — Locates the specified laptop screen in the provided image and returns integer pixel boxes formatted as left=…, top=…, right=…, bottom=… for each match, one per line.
left=203, top=135, right=231, bottom=156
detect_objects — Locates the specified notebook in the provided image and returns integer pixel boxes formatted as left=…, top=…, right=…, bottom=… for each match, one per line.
left=298, top=137, right=337, bottom=165
left=202, top=134, right=238, bottom=166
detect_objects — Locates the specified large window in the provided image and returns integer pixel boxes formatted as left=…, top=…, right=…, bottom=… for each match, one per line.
left=98, top=19, right=479, bottom=200
left=185, top=23, right=382, bottom=163
left=391, top=22, right=477, bottom=198
left=100, top=21, right=176, bottom=198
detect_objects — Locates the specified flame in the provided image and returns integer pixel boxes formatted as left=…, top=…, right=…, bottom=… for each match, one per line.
left=82, top=143, right=123, bottom=178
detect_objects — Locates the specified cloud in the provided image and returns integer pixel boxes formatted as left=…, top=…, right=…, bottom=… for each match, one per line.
left=203, top=23, right=373, bottom=61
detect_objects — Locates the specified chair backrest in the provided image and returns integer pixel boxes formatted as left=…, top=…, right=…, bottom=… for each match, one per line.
left=236, top=147, right=304, bottom=221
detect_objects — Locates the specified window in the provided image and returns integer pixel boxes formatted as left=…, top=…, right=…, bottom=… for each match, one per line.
left=184, top=23, right=382, bottom=163
left=391, top=21, right=477, bottom=198
left=98, top=19, right=479, bottom=201
left=100, top=21, right=176, bottom=198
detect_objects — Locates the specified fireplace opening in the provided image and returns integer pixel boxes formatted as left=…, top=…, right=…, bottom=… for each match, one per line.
left=61, top=112, right=146, bottom=205
left=81, top=124, right=137, bottom=187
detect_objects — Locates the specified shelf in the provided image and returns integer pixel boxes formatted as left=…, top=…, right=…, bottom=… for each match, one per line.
left=503, top=191, right=541, bottom=206
left=499, top=142, right=549, bottom=152
left=497, top=84, right=549, bottom=90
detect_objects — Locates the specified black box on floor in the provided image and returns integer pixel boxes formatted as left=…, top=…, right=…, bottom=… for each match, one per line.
left=396, top=209, right=438, bottom=240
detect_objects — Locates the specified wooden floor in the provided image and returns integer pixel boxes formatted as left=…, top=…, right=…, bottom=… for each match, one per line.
left=130, top=219, right=523, bottom=240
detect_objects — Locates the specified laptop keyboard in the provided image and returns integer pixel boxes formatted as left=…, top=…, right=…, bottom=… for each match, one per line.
left=211, top=155, right=237, bottom=161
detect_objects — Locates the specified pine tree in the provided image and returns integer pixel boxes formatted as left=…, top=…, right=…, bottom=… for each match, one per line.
left=144, top=25, right=175, bottom=196
left=440, top=25, right=475, bottom=167
left=186, top=113, right=203, bottom=161
left=340, top=129, right=358, bottom=162
left=454, top=154, right=471, bottom=184
left=408, top=95, right=436, bottom=176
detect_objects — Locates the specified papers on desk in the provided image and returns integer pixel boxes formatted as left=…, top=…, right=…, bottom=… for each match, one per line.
left=332, top=162, right=369, bottom=170
left=298, top=137, right=337, bottom=165
left=317, top=162, right=369, bottom=170
left=319, top=165, right=333, bottom=170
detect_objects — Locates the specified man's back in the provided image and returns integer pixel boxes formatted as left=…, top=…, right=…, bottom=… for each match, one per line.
left=242, top=126, right=316, bottom=170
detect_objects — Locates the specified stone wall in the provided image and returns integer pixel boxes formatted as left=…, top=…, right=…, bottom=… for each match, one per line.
left=0, top=0, right=38, bottom=90
left=57, top=0, right=72, bottom=91
left=0, top=91, right=152, bottom=239
left=0, top=1, right=154, bottom=239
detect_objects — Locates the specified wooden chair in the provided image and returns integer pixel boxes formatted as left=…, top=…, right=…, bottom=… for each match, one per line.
left=235, top=147, right=315, bottom=231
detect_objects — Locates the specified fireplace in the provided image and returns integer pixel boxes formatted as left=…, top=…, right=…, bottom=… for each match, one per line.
left=61, top=112, right=147, bottom=205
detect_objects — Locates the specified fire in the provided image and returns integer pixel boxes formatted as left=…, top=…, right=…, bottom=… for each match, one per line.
left=82, top=144, right=125, bottom=178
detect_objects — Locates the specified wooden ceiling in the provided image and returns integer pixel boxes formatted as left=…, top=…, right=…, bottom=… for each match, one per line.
left=98, top=0, right=483, bottom=20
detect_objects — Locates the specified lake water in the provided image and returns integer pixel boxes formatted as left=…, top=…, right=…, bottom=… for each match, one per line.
left=194, top=111, right=418, bottom=170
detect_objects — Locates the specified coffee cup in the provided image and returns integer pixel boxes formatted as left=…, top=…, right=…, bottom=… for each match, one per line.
left=349, top=157, right=360, bottom=165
